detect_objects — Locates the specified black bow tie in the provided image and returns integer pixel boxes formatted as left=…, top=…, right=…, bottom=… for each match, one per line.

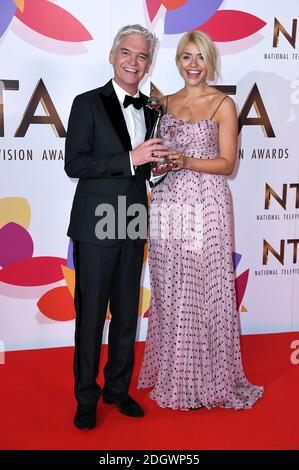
left=123, top=95, right=143, bottom=110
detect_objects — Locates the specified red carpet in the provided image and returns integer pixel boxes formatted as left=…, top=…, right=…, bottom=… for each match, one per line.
left=0, top=332, right=298, bottom=450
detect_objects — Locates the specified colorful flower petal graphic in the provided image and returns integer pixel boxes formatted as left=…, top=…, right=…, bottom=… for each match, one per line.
left=61, top=265, right=75, bottom=297
left=0, top=197, right=31, bottom=229
left=138, top=287, right=151, bottom=317
left=15, top=0, right=92, bottom=42
left=232, top=251, right=242, bottom=271
left=143, top=242, right=148, bottom=263
left=143, top=308, right=150, bottom=318
left=106, top=304, right=111, bottom=321
left=146, top=0, right=266, bottom=45
left=13, top=0, right=25, bottom=12
left=37, top=286, right=75, bottom=321
left=0, top=222, right=33, bottom=267
left=0, top=0, right=16, bottom=38
left=67, top=239, right=74, bottom=270
left=0, top=256, right=67, bottom=286
left=0, top=197, right=31, bottom=228
left=164, top=0, right=223, bottom=34
left=146, top=0, right=162, bottom=22
left=235, top=269, right=249, bottom=311
left=161, top=0, right=188, bottom=9
left=197, top=10, right=267, bottom=42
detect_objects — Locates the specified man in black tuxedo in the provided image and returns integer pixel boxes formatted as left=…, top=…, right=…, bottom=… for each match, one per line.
left=65, top=24, right=168, bottom=430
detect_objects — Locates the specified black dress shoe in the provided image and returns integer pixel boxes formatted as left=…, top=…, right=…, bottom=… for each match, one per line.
left=102, top=393, right=144, bottom=418
left=74, top=403, right=97, bottom=429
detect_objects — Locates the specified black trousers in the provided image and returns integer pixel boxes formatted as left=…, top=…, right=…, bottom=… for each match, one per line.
left=73, top=239, right=144, bottom=405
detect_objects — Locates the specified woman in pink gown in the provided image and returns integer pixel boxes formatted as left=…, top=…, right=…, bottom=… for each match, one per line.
left=138, top=31, right=263, bottom=410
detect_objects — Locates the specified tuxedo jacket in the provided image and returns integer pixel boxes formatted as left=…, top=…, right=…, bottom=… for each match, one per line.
left=65, top=80, right=157, bottom=246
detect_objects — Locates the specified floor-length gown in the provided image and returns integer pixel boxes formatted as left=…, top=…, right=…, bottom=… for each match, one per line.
left=138, top=105, right=263, bottom=410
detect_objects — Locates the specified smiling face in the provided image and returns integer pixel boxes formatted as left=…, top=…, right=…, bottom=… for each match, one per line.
left=109, top=33, right=151, bottom=95
left=177, top=41, right=208, bottom=87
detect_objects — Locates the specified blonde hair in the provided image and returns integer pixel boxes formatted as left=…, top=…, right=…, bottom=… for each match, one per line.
left=175, top=31, right=217, bottom=81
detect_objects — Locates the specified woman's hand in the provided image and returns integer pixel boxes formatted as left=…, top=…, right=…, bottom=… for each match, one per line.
left=167, top=150, right=186, bottom=171
left=152, top=163, right=169, bottom=176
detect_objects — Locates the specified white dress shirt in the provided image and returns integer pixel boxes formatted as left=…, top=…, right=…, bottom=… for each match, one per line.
left=112, top=80, right=146, bottom=175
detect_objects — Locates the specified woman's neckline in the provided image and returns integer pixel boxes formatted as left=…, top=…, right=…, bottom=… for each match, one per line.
left=164, top=112, right=218, bottom=125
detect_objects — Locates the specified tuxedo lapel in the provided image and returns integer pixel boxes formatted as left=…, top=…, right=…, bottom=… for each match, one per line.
left=140, top=92, right=156, bottom=140
left=100, top=80, right=132, bottom=150
left=99, top=82, right=157, bottom=155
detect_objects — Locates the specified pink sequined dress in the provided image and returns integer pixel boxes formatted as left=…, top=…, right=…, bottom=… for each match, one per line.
left=138, top=103, right=263, bottom=410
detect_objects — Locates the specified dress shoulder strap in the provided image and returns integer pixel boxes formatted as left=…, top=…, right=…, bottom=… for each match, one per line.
left=210, top=95, right=228, bottom=119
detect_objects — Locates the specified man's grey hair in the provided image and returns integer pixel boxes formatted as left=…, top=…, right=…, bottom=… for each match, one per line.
left=111, top=24, right=157, bottom=60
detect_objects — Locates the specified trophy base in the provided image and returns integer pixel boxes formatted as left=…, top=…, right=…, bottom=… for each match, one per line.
left=152, top=158, right=174, bottom=175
